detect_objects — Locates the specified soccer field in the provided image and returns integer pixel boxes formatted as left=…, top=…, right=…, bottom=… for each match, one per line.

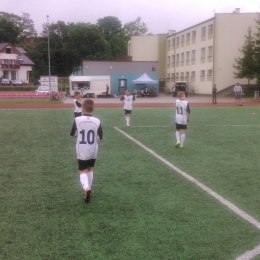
left=1, top=106, right=260, bottom=260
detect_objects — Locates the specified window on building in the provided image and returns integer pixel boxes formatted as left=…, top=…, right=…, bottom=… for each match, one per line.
left=176, top=54, right=179, bottom=62
left=208, top=46, right=213, bottom=57
left=3, top=59, right=8, bottom=64
left=172, top=38, right=175, bottom=46
left=176, top=37, right=180, bottom=44
left=200, top=70, right=205, bottom=77
left=186, top=33, right=190, bottom=41
left=168, top=40, right=170, bottom=47
left=176, top=72, right=179, bottom=78
left=3, top=71, right=9, bottom=78
left=186, top=51, right=190, bottom=61
left=181, top=53, right=184, bottom=62
left=172, top=55, right=175, bottom=64
left=167, top=56, right=170, bottom=64
left=207, top=69, right=212, bottom=76
left=201, top=27, right=206, bottom=36
left=191, top=50, right=196, bottom=60
left=181, top=72, right=184, bottom=78
left=171, top=73, right=175, bottom=79
left=192, top=30, right=196, bottom=39
left=201, top=48, right=206, bottom=58
left=167, top=73, right=170, bottom=79
left=6, top=48, right=11, bottom=54
left=208, top=24, right=214, bottom=34
left=11, top=71, right=16, bottom=80
left=191, top=71, right=195, bottom=77
left=181, top=35, right=185, bottom=43
left=186, top=71, right=189, bottom=79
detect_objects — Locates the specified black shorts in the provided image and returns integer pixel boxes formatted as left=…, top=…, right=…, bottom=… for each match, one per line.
left=74, top=112, right=82, bottom=118
left=78, top=159, right=96, bottom=170
left=175, top=123, right=187, bottom=130
left=124, top=109, right=132, bottom=115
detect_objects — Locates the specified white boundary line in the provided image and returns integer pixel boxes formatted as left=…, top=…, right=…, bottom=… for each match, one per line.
left=114, top=127, right=260, bottom=260
left=114, top=125, right=260, bottom=128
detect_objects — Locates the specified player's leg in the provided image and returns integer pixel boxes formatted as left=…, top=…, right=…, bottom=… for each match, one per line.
left=78, top=160, right=92, bottom=203
left=126, top=110, right=132, bottom=126
left=180, top=129, right=186, bottom=147
left=175, top=123, right=181, bottom=147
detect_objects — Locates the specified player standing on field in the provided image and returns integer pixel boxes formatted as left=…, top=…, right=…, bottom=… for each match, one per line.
left=73, top=91, right=82, bottom=117
left=175, top=91, right=190, bottom=148
left=120, top=90, right=135, bottom=127
left=70, top=99, right=103, bottom=203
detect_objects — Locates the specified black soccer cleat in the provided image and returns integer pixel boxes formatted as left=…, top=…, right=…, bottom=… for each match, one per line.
left=85, top=190, right=92, bottom=203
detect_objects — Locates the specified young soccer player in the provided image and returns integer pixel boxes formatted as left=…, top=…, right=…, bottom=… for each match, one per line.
left=175, top=91, right=190, bottom=148
left=70, top=99, right=103, bottom=203
left=73, top=91, right=82, bottom=117
left=120, top=89, right=135, bottom=127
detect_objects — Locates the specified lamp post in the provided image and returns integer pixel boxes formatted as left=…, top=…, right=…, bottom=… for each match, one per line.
left=47, top=15, right=51, bottom=91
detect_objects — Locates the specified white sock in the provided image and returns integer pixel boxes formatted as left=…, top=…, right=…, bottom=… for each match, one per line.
left=87, top=171, right=93, bottom=189
left=127, top=116, right=130, bottom=124
left=176, top=131, right=180, bottom=142
left=125, top=116, right=127, bottom=123
left=80, top=173, right=89, bottom=191
left=181, top=134, right=186, bottom=145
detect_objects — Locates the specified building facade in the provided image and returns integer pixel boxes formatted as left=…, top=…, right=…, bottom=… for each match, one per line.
left=0, top=43, right=34, bottom=84
left=73, top=61, right=159, bottom=94
left=166, top=11, right=258, bottom=94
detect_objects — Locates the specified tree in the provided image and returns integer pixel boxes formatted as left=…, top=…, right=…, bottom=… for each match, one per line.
left=254, top=13, right=260, bottom=83
left=0, top=17, right=20, bottom=44
left=233, top=27, right=256, bottom=85
left=123, top=17, right=148, bottom=41
left=0, top=12, right=37, bottom=41
left=97, top=16, right=123, bottom=41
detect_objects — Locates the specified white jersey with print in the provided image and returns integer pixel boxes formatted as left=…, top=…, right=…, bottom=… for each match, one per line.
left=74, top=99, right=82, bottom=113
left=121, top=95, right=135, bottom=110
left=71, top=115, right=102, bottom=160
left=175, top=99, right=190, bottom=125
left=234, top=85, right=242, bottom=93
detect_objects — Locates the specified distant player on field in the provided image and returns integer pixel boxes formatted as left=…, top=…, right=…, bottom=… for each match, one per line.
left=234, top=82, right=243, bottom=106
left=73, top=91, right=82, bottom=117
left=120, top=89, right=135, bottom=127
left=175, top=91, right=190, bottom=148
left=70, top=99, right=103, bottom=203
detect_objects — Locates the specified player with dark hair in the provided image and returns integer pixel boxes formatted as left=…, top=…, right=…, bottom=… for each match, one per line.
left=73, top=91, right=82, bottom=117
left=175, top=91, right=190, bottom=148
left=120, top=89, right=135, bottom=127
left=70, top=99, right=103, bottom=203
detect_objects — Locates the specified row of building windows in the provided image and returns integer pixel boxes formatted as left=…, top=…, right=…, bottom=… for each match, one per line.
left=168, top=24, right=214, bottom=47
left=167, top=46, right=213, bottom=64
left=167, top=69, right=213, bottom=79
left=1, top=59, right=16, bottom=64
left=3, top=71, right=17, bottom=80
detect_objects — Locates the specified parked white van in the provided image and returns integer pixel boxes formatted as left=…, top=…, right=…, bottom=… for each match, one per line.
left=36, top=86, right=51, bottom=95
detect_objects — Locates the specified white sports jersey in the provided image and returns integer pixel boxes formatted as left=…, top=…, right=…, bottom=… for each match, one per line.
left=74, top=99, right=82, bottom=113
left=70, top=115, right=103, bottom=160
left=175, top=99, right=190, bottom=125
left=120, top=95, right=135, bottom=110
left=234, top=85, right=242, bottom=93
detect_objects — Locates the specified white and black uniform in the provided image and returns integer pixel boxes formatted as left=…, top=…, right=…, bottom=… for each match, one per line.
left=120, top=94, right=135, bottom=110
left=70, top=114, right=103, bottom=160
left=175, top=99, right=190, bottom=125
left=74, top=99, right=82, bottom=117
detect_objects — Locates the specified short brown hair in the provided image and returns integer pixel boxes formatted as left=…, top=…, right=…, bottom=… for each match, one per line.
left=82, top=99, right=94, bottom=113
left=74, top=91, right=80, bottom=97
left=177, top=91, right=185, bottom=98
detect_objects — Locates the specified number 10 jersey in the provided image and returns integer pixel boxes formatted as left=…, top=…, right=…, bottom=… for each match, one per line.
left=70, top=115, right=103, bottom=160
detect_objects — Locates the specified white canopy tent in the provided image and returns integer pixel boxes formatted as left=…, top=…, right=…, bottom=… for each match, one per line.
left=132, top=73, right=158, bottom=84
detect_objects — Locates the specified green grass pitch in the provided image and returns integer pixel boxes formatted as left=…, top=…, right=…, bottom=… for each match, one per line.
left=1, top=106, right=260, bottom=259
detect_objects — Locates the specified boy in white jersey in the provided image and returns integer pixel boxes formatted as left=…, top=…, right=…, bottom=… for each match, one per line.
left=73, top=91, right=82, bottom=117
left=70, top=99, right=103, bottom=203
left=175, top=91, right=190, bottom=148
left=120, top=90, right=135, bottom=127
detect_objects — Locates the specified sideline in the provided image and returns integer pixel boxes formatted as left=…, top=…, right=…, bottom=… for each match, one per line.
left=114, top=127, right=260, bottom=260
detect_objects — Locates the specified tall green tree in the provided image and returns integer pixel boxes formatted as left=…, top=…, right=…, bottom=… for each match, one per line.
left=254, top=14, right=260, bottom=83
left=123, top=17, right=148, bottom=42
left=0, top=17, right=20, bottom=44
left=233, top=27, right=256, bottom=85
left=0, top=12, right=37, bottom=42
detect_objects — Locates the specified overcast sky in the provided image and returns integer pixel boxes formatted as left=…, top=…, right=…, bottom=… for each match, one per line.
left=1, top=0, right=260, bottom=35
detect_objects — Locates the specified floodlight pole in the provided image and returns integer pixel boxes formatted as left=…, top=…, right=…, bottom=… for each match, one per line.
left=47, top=15, right=51, bottom=92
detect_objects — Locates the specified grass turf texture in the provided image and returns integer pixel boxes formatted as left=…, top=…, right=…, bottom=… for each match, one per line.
left=0, top=99, right=63, bottom=104
left=1, top=106, right=260, bottom=259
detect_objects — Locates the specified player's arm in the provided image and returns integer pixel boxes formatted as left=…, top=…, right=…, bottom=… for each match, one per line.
left=120, top=96, right=124, bottom=103
left=70, top=120, right=78, bottom=137
left=186, top=103, right=191, bottom=122
left=97, top=124, right=103, bottom=140
left=76, top=100, right=81, bottom=107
